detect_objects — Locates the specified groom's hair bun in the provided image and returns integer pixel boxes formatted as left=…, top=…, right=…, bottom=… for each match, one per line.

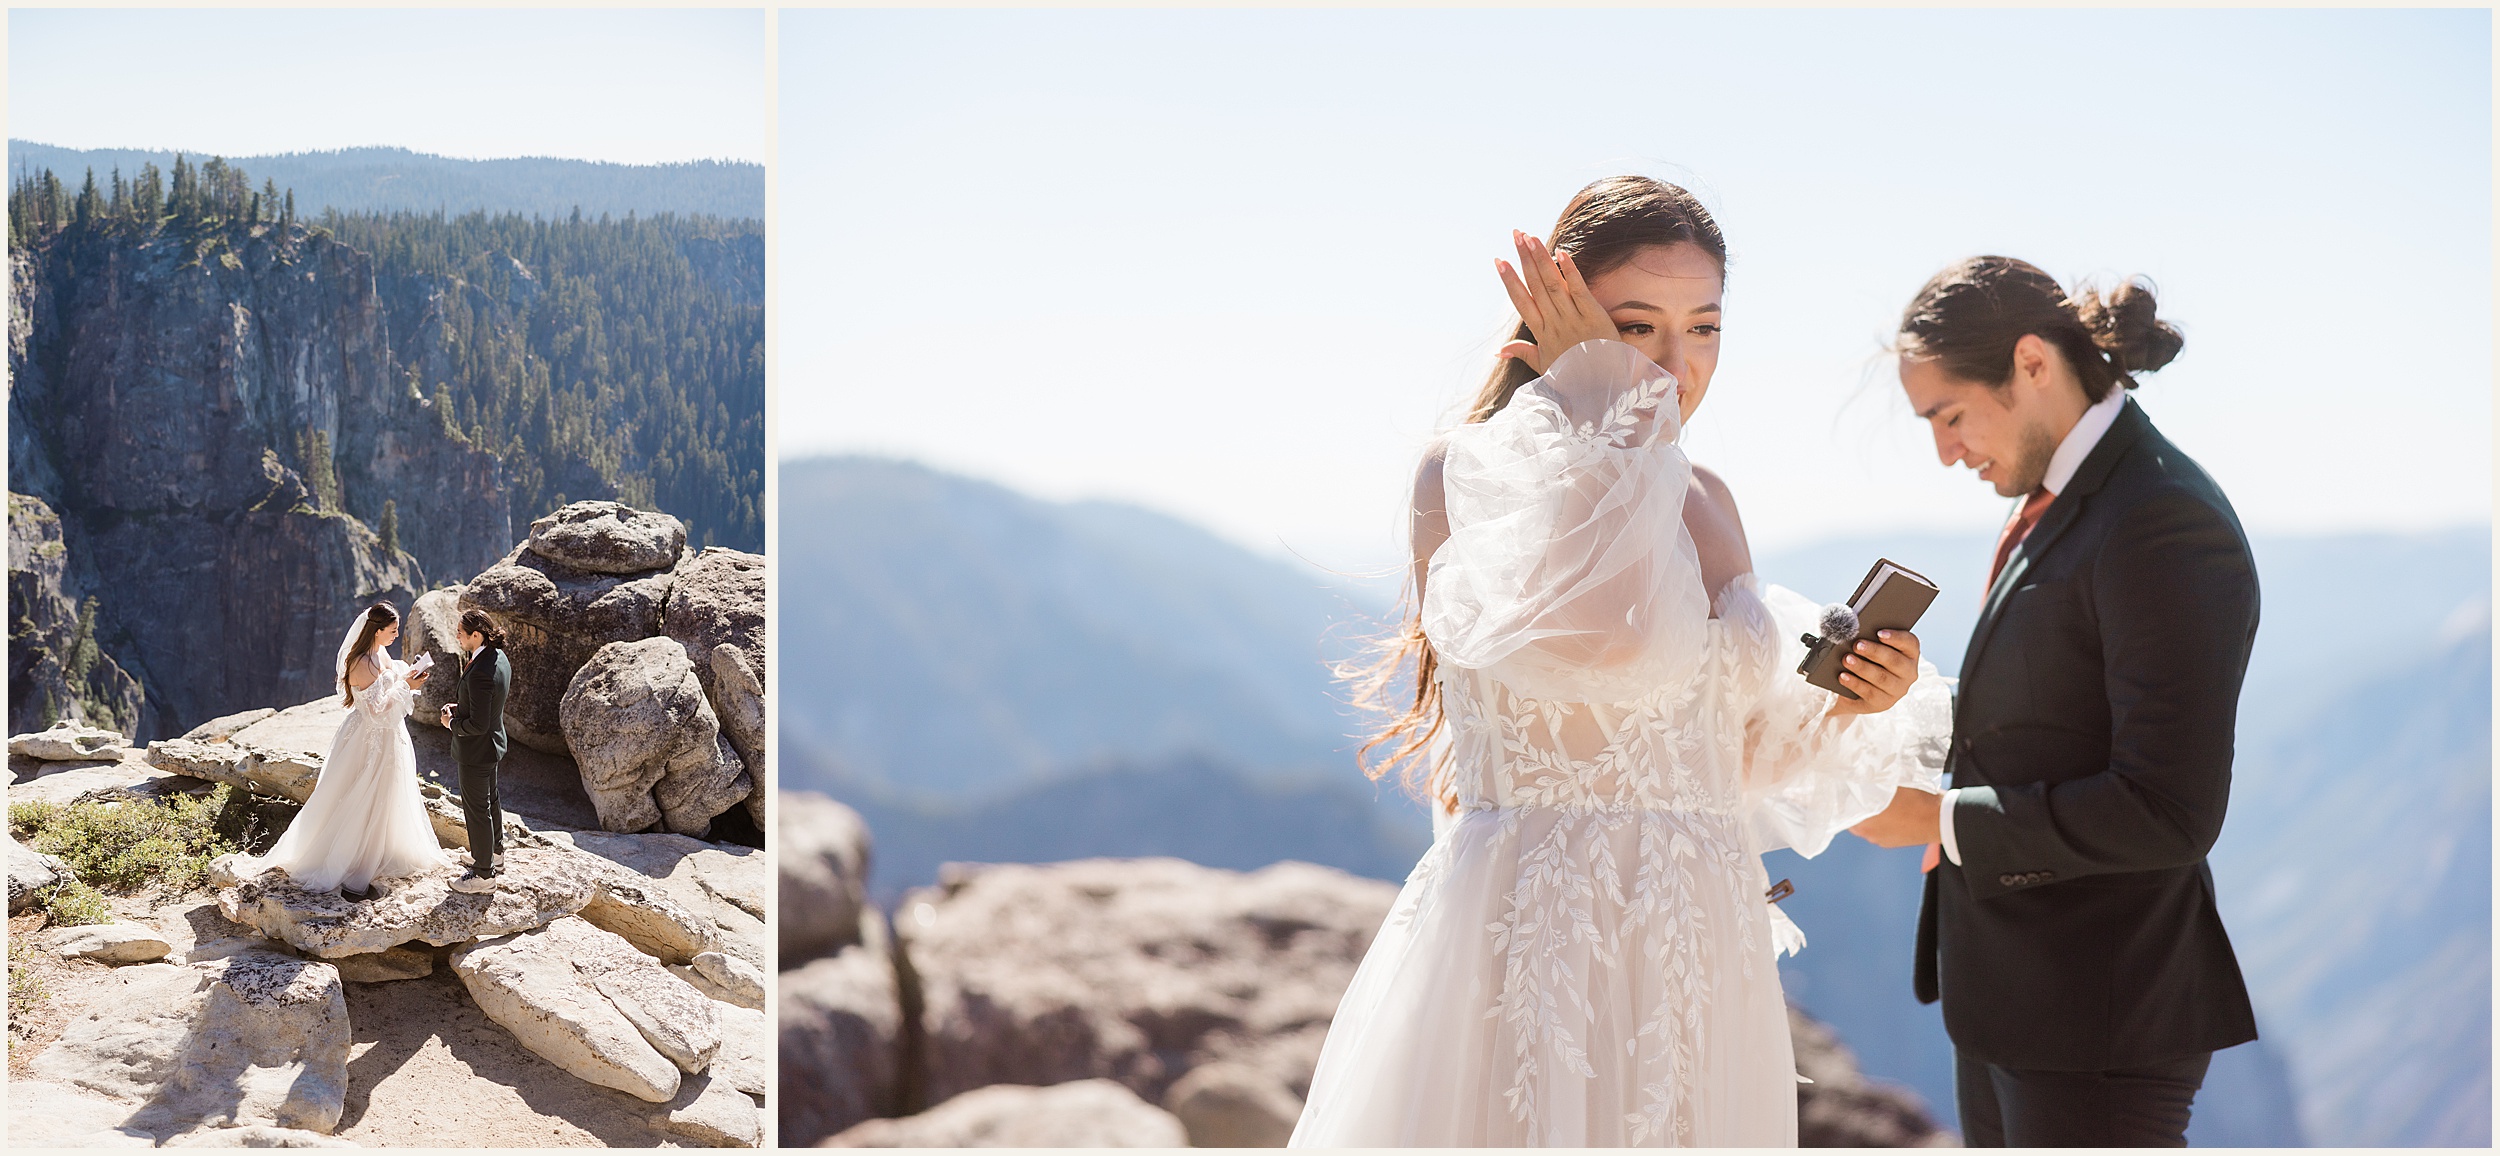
left=2071, top=277, right=2184, bottom=380
left=1896, top=256, right=2184, bottom=403
left=459, top=608, right=509, bottom=651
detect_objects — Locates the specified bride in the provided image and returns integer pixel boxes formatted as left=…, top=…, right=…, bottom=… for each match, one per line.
left=231, top=602, right=453, bottom=900
left=1291, top=176, right=1955, bottom=1147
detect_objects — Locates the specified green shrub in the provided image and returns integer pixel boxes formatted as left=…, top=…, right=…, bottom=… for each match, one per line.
left=8, top=937, right=46, bottom=1025
left=13, top=785, right=247, bottom=898
left=38, top=878, right=113, bottom=926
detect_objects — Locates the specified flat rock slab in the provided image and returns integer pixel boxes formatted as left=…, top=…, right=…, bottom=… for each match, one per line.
left=180, top=707, right=280, bottom=743
left=7, top=1079, right=159, bottom=1147
left=825, top=1080, right=1189, bottom=1148
left=32, top=950, right=350, bottom=1136
left=550, top=829, right=763, bottom=970
left=227, top=700, right=354, bottom=760
left=449, top=916, right=699, bottom=1104
left=689, top=951, right=762, bottom=1010
left=10, top=756, right=186, bottom=809
left=39, top=921, right=173, bottom=964
left=216, top=847, right=602, bottom=959
left=10, top=721, right=132, bottom=762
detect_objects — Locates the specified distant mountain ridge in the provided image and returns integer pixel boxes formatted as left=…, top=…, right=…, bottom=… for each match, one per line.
left=8, top=141, right=761, bottom=220
left=780, top=451, right=2491, bottom=1146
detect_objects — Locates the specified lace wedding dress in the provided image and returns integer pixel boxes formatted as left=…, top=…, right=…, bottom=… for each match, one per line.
left=1291, top=341, right=1953, bottom=1147
left=231, top=644, right=451, bottom=893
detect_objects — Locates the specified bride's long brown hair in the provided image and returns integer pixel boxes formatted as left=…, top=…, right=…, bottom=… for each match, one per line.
left=1342, top=175, right=1728, bottom=803
left=341, top=603, right=399, bottom=707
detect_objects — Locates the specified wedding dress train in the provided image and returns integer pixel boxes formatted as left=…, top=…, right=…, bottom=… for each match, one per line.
left=1290, top=341, right=1953, bottom=1147
left=231, top=651, right=451, bottom=893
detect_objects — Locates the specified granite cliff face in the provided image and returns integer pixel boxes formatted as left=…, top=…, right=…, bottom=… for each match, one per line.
left=7, top=220, right=511, bottom=737
left=6, top=492, right=147, bottom=735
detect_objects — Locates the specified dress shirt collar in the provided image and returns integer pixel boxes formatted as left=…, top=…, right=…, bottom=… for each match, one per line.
left=2041, top=385, right=2129, bottom=497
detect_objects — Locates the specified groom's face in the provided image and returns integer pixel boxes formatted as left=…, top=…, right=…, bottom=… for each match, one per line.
left=1900, top=353, right=2061, bottom=498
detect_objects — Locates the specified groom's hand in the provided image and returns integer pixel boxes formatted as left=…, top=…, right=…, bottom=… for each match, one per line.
left=1850, top=787, right=1942, bottom=848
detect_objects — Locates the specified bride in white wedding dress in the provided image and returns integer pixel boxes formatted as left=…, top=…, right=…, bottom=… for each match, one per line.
left=230, top=602, right=452, bottom=898
left=1291, top=178, right=1955, bottom=1147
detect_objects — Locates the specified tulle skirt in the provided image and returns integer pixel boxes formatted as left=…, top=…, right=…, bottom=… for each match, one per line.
left=1291, top=805, right=1800, bottom=1147
left=231, top=705, right=449, bottom=893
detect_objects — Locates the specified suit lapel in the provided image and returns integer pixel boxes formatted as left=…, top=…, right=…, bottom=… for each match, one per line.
left=1957, top=398, right=2151, bottom=700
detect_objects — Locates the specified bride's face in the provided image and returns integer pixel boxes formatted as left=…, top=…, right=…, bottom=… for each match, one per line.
left=1584, top=242, right=1723, bottom=425
left=376, top=621, right=400, bottom=651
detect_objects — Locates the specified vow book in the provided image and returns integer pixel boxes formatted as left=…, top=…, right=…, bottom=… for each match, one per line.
left=408, top=653, right=436, bottom=676
left=1797, top=558, right=1939, bottom=700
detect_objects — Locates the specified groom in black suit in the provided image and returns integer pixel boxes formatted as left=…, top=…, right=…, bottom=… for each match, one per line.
left=442, top=608, right=512, bottom=892
left=1852, top=258, right=2259, bottom=1147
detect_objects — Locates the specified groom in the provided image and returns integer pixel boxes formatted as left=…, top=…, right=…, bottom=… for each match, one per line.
left=441, top=609, right=511, bottom=893
left=1850, top=261, right=2259, bottom=1146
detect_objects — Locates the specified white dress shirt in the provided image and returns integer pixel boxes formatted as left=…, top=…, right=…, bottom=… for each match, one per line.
left=1939, top=386, right=2129, bottom=866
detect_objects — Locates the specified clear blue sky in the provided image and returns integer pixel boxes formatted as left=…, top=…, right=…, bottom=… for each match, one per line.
left=780, top=9, right=2491, bottom=578
left=8, top=8, right=764, bottom=164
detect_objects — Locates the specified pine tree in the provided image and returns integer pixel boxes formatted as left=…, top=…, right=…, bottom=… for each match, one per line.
left=378, top=499, right=400, bottom=554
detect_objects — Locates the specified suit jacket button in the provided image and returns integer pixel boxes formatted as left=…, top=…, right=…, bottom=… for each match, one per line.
left=2037, top=872, right=2052, bottom=882
left=1998, top=874, right=2017, bottom=886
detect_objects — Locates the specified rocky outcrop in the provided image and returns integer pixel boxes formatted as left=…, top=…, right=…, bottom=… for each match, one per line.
left=663, top=548, right=764, bottom=772
left=149, top=738, right=324, bottom=804
left=690, top=951, right=765, bottom=1009
left=527, top=503, right=687, bottom=576
left=7, top=1079, right=161, bottom=1147
left=7, top=492, right=148, bottom=736
left=449, top=915, right=716, bottom=1104
left=559, top=636, right=748, bottom=836
left=552, top=828, right=765, bottom=969
left=32, top=950, right=352, bottom=1136
left=779, top=791, right=872, bottom=965
left=458, top=511, right=677, bottom=756
left=780, top=912, right=910, bottom=1144
left=1791, top=1005, right=1955, bottom=1146
left=823, top=1080, right=1190, bottom=1148
left=10, top=831, right=70, bottom=911
left=401, top=586, right=467, bottom=723
left=214, top=847, right=604, bottom=958
left=9, top=748, right=190, bottom=808
left=900, top=857, right=1393, bottom=1109
left=8, top=219, right=513, bottom=738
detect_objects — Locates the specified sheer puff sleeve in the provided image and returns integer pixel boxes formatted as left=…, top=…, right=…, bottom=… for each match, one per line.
left=355, top=658, right=414, bottom=721
left=1739, top=583, right=1954, bottom=858
left=1421, top=339, right=1710, bottom=704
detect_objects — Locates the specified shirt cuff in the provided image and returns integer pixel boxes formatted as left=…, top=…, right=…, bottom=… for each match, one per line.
left=1938, top=787, right=1963, bottom=866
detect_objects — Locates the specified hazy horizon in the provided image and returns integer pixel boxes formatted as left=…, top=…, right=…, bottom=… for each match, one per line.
left=7, top=9, right=765, bottom=166
left=779, top=9, right=2491, bottom=577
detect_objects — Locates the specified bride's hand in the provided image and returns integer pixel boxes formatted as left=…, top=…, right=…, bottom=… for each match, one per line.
left=407, top=668, right=430, bottom=688
left=1829, top=629, right=1922, bottom=715
left=1495, top=231, right=1621, bottom=375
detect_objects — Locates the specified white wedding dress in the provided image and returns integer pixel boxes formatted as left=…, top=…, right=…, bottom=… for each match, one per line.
left=231, top=647, right=451, bottom=893
left=1291, top=341, right=1953, bottom=1147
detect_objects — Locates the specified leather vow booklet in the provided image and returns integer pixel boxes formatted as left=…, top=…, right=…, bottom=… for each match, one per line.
left=1798, top=558, right=1940, bottom=700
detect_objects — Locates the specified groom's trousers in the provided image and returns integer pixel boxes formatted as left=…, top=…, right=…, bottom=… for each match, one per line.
left=457, top=761, right=505, bottom=876
left=1955, top=1049, right=2210, bottom=1147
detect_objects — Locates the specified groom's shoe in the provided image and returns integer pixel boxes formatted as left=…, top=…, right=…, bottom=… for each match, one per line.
left=448, top=869, right=500, bottom=894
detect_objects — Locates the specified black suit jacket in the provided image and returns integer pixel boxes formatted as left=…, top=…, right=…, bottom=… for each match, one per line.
left=1914, top=397, right=2260, bottom=1071
left=447, top=646, right=510, bottom=767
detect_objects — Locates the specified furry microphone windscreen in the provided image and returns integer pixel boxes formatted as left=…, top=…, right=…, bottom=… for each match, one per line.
left=1818, top=603, right=1860, bottom=644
